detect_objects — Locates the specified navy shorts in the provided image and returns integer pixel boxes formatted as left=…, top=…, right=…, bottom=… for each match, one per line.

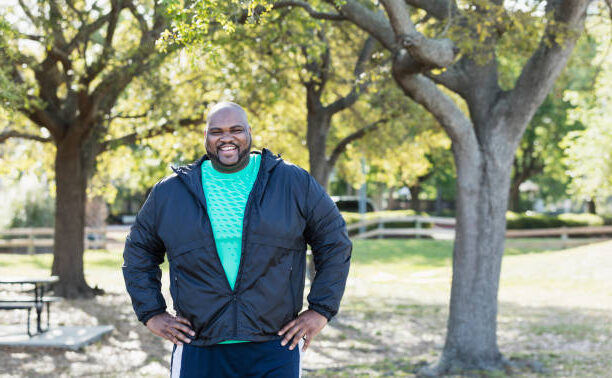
left=170, top=339, right=302, bottom=378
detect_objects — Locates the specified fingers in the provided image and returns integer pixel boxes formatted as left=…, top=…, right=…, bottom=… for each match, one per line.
left=289, top=329, right=307, bottom=351
left=279, top=323, right=301, bottom=348
left=302, top=336, right=311, bottom=352
left=146, top=313, right=195, bottom=345
left=163, top=329, right=183, bottom=345
left=175, top=316, right=193, bottom=328
left=173, top=322, right=196, bottom=338
left=278, top=319, right=296, bottom=336
left=163, top=324, right=193, bottom=345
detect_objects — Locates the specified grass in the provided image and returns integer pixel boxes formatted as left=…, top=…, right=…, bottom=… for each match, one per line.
left=0, top=238, right=611, bottom=377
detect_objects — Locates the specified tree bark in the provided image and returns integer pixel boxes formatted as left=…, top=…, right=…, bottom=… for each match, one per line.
left=51, top=133, right=99, bottom=298
left=408, top=184, right=422, bottom=212
left=508, top=177, right=521, bottom=212
left=587, top=199, right=596, bottom=214
left=429, top=135, right=513, bottom=373
left=321, top=0, right=590, bottom=373
left=306, top=111, right=333, bottom=190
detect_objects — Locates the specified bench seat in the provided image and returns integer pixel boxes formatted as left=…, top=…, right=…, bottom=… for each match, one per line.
left=0, top=297, right=62, bottom=336
left=0, top=301, right=38, bottom=310
left=0, top=296, right=62, bottom=304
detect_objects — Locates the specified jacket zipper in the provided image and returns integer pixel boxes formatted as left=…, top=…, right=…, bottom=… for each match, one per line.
left=289, top=265, right=296, bottom=315
left=231, top=160, right=266, bottom=337
left=174, top=273, right=182, bottom=316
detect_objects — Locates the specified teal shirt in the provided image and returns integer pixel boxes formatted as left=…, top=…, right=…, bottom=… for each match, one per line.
left=201, top=153, right=261, bottom=344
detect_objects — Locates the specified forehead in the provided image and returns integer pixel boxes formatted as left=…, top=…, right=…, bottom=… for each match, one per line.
left=207, top=107, right=249, bottom=129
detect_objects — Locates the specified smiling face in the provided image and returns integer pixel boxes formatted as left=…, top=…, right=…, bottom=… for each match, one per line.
left=205, top=103, right=252, bottom=173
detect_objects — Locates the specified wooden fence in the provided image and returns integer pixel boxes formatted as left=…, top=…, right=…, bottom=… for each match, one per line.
left=347, top=216, right=612, bottom=240
left=0, top=227, right=110, bottom=253
left=1, top=219, right=611, bottom=252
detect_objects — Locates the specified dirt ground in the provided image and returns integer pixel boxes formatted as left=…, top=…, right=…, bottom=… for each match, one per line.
left=1, top=240, right=611, bottom=377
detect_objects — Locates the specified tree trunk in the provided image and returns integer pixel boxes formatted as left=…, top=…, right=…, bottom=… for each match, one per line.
left=387, top=186, right=397, bottom=210
left=435, top=185, right=443, bottom=216
left=587, top=199, right=596, bottom=214
left=409, top=184, right=422, bottom=213
left=424, top=133, right=514, bottom=374
left=306, top=112, right=332, bottom=281
left=51, top=136, right=98, bottom=298
left=306, top=112, right=332, bottom=191
left=508, top=177, right=521, bottom=212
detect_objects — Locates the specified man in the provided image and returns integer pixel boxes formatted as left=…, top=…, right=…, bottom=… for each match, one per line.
left=123, top=102, right=352, bottom=377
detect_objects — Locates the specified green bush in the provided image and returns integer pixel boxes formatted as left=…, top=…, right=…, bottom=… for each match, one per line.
left=557, top=213, right=604, bottom=227
left=506, top=212, right=604, bottom=229
left=341, top=210, right=420, bottom=226
left=9, top=195, right=55, bottom=228
left=341, top=210, right=606, bottom=230
left=341, top=210, right=438, bottom=236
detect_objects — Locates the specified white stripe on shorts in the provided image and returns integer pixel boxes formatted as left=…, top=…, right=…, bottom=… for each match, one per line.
left=298, top=338, right=304, bottom=378
left=171, top=344, right=183, bottom=378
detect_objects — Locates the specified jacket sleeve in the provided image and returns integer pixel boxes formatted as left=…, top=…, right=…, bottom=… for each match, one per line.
left=304, top=175, right=352, bottom=321
left=122, top=184, right=167, bottom=325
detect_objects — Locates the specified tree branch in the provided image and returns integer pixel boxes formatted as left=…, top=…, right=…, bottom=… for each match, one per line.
left=381, top=0, right=457, bottom=69
left=404, top=0, right=454, bottom=20
left=0, top=129, right=52, bottom=143
left=424, top=65, right=464, bottom=93
left=272, top=1, right=346, bottom=20
left=126, top=0, right=150, bottom=33
left=99, top=115, right=205, bottom=152
left=328, top=118, right=387, bottom=168
left=328, top=0, right=396, bottom=50
left=84, top=0, right=123, bottom=84
left=504, top=0, right=591, bottom=138
left=17, top=0, right=41, bottom=28
left=326, top=35, right=376, bottom=114
left=393, top=71, right=476, bottom=151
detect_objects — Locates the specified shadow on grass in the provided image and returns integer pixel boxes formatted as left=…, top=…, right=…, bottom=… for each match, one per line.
left=0, top=291, right=172, bottom=377
left=305, top=296, right=612, bottom=377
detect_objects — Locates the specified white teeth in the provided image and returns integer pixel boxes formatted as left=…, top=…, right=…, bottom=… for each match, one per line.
left=220, top=145, right=236, bottom=151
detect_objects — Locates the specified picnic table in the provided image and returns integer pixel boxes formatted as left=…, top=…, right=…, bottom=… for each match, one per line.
left=0, top=276, right=61, bottom=336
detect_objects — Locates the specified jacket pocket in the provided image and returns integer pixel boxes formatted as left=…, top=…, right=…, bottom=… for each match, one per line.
left=173, top=270, right=182, bottom=316
left=248, top=233, right=305, bottom=251
left=289, top=265, right=297, bottom=316
left=167, top=238, right=215, bottom=261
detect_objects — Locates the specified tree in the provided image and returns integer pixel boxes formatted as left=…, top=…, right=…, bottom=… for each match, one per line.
left=285, top=0, right=595, bottom=373
left=166, top=1, right=598, bottom=369
left=508, top=32, right=598, bottom=211
left=0, top=1, right=203, bottom=297
left=202, top=9, right=388, bottom=190
left=562, top=12, right=612, bottom=212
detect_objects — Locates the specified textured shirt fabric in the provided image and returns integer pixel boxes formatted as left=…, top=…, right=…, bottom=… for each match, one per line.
left=201, top=153, right=261, bottom=290
left=201, top=154, right=261, bottom=344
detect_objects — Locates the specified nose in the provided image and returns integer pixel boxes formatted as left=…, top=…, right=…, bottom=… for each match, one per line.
left=219, top=132, right=234, bottom=142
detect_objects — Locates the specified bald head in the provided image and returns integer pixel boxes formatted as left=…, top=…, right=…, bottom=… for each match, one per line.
left=204, top=101, right=253, bottom=173
left=206, top=102, right=250, bottom=130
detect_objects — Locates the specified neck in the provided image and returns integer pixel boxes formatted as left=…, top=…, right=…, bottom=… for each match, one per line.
left=210, top=154, right=250, bottom=173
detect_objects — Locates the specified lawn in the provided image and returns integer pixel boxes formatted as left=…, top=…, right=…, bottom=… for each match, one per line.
left=0, top=238, right=610, bottom=377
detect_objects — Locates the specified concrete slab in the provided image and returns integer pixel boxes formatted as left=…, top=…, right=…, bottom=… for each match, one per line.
left=0, top=325, right=114, bottom=350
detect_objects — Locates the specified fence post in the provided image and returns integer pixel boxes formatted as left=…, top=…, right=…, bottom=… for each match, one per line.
left=102, top=225, right=107, bottom=250
left=561, top=227, right=568, bottom=248
left=415, top=218, right=421, bottom=239
left=27, top=228, right=35, bottom=254
left=378, top=219, right=384, bottom=239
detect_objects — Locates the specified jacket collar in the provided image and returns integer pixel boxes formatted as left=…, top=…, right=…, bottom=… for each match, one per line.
left=171, top=149, right=282, bottom=211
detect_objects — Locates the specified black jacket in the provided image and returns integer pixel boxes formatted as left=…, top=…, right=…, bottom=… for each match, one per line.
left=122, top=149, right=352, bottom=346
